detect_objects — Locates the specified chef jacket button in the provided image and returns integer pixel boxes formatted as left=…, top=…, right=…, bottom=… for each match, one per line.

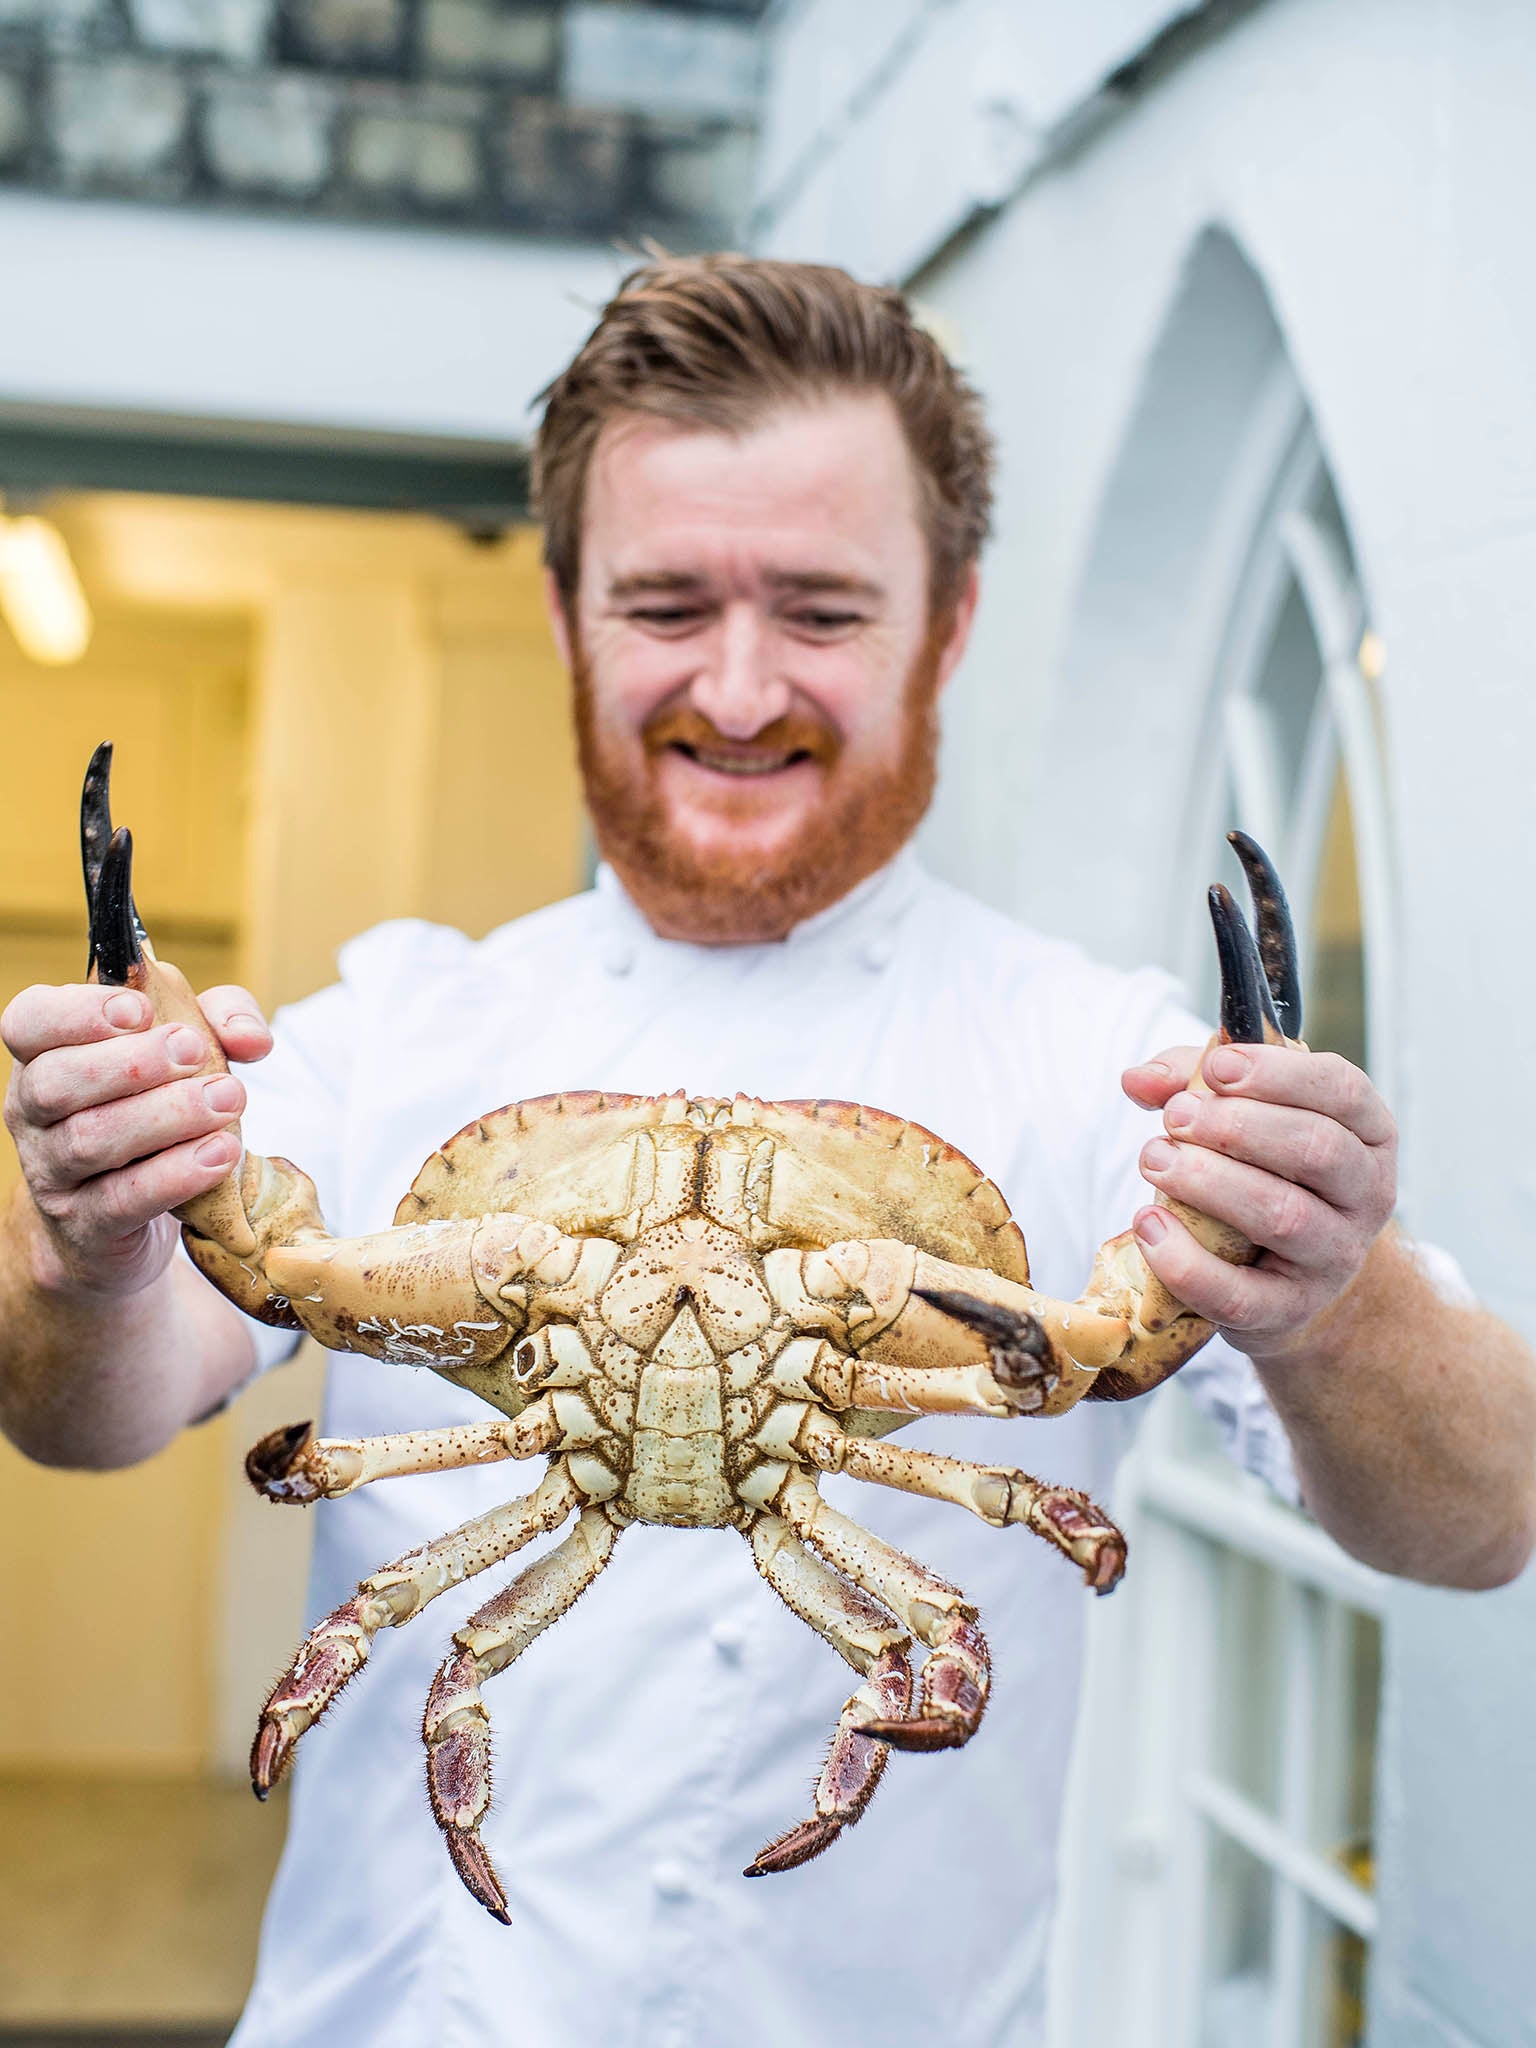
left=710, top=1617, right=747, bottom=1661
left=603, top=942, right=634, bottom=977
left=652, top=1858, right=693, bottom=1902
left=860, top=935, right=893, bottom=973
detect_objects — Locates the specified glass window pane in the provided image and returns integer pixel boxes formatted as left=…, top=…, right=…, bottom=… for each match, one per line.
left=1202, top=1829, right=1274, bottom=2047
left=1254, top=578, right=1323, bottom=806
left=1209, top=1549, right=1284, bottom=1814
left=1305, top=766, right=1367, bottom=1072
left=1308, top=1901, right=1371, bottom=2048
left=1309, top=1601, right=1380, bottom=1864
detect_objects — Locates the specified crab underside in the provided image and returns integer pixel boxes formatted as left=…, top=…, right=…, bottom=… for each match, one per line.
left=79, top=743, right=1303, bottom=1919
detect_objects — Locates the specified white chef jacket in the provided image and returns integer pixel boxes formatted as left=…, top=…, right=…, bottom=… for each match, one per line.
left=227, top=848, right=1298, bottom=2048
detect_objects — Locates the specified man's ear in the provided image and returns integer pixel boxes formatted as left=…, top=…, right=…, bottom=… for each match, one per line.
left=544, top=569, right=574, bottom=672
left=934, top=564, right=981, bottom=693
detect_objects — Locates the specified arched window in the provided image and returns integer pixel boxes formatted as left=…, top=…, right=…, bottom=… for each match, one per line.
left=1052, top=234, right=1392, bottom=2048
left=1176, top=405, right=1394, bottom=1097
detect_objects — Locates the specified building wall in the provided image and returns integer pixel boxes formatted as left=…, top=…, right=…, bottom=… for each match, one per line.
left=0, top=494, right=584, bottom=1780
left=757, top=2, right=1536, bottom=2044
left=0, top=0, right=761, bottom=243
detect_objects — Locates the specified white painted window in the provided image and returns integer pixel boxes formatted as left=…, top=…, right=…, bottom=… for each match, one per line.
left=1053, top=385, right=1395, bottom=2048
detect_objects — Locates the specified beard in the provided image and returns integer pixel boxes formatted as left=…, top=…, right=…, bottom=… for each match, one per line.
left=573, top=624, right=947, bottom=945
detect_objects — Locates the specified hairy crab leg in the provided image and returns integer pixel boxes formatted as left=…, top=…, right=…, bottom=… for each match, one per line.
left=743, top=1513, right=914, bottom=1876
left=244, top=1402, right=578, bottom=1503
left=423, top=1505, right=621, bottom=1924
left=773, top=1473, right=990, bottom=1753
left=251, top=1464, right=580, bottom=1797
left=790, top=1411, right=1126, bottom=1594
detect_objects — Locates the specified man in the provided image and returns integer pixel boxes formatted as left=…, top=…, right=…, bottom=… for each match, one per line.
left=3, top=257, right=1533, bottom=2046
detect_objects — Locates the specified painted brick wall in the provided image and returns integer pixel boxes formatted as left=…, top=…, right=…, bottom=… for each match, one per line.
left=0, top=0, right=766, bottom=240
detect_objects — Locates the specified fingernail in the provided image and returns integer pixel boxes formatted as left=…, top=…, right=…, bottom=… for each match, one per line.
left=1165, top=1093, right=1197, bottom=1133
left=203, top=1077, right=242, bottom=1114
left=1208, top=1047, right=1251, bottom=1086
left=167, top=1026, right=207, bottom=1069
left=1143, top=1139, right=1177, bottom=1174
left=1138, top=1060, right=1172, bottom=1078
left=1135, top=1208, right=1168, bottom=1245
left=227, top=1012, right=268, bottom=1037
left=196, top=1135, right=237, bottom=1168
left=104, top=992, right=148, bottom=1030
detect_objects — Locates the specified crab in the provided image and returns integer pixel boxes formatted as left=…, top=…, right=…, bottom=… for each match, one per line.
left=78, top=743, right=1303, bottom=1920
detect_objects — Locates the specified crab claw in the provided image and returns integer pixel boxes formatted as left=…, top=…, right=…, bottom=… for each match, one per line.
left=246, top=1420, right=325, bottom=1503
left=1208, top=883, right=1281, bottom=1047
left=1227, top=830, right=1303, bottom=1040
left=78, top=745, right=259, bottom=1261
left=912, top=1286, right=1057, bottom=1404
left=91, top=826, right=147, bottom=990
left=445, top=1828, right=512, bottom=1926
left=81, top=743, right=150, bottom=983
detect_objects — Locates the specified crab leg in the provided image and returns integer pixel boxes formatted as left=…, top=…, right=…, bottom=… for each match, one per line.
left=245, top=1411, right=561, bottom=1505
left=768, top=1332, right=1060, bottom=1425
left=251, top=1463, right=580, bottom=1796
left=423, top=1505, right=621, bottom=1923
left=772, top=1473, right=989, bottom=1754
left=743, top=1513, right=913, bottom=1876
left=788, top=1410, right=1126, bottom=1594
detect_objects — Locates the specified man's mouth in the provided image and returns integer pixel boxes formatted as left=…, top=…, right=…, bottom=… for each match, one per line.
left=668, top=741, right=816, bottom=778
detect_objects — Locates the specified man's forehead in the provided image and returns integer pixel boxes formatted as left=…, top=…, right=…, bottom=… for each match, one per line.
left=582, top=396, right=926, bottom=589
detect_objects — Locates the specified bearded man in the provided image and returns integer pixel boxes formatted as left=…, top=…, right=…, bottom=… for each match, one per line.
left=3, top=257, right=1533, bottom=2048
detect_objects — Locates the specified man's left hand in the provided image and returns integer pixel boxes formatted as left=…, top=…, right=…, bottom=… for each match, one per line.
left=1121, top=1043, right=1398, bottom=1357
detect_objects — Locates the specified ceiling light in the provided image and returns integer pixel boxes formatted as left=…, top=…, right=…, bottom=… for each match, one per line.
left=0, top=510, right=93, bottom=666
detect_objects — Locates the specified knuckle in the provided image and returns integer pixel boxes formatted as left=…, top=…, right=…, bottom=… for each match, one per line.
left=0, top=983, right=55, bottom=1054
left=93, top=1168, right=147, bottom=1236
left=1318, top=1051, right=1363, bottom=1109
left=31, top=1178, right=75, bottom=1227
left=1298, top=1117, right=1348, bottom=1181
left=1206, top=1267, right=1257, bottom=1329
left=1263, top=1182, right=1311, bottom=1247
left=52, top=1115, right=100, bottom=1183
left=20, top=1057, right=73, bottom=1126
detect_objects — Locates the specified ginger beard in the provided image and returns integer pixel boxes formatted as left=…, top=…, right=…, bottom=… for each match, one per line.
left=573, top=616, right=950, bottom=945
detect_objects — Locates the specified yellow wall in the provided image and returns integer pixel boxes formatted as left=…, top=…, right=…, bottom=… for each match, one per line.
left=0, top=491, right=583, bottom=1777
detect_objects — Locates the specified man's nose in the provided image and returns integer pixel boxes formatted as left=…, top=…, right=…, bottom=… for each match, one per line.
left=688, top=603, right=791, bottom=738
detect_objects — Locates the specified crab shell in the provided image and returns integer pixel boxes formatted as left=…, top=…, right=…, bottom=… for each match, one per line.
left=387, top=1088, right=1033, bottom=1438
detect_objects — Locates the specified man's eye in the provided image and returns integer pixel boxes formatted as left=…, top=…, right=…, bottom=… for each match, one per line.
left=790, top=610, right=863, bottom=634
left=629, top=606, right=706, bottom=629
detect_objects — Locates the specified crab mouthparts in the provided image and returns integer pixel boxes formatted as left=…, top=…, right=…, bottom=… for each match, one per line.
left=669, top=741, right=816, bottom=777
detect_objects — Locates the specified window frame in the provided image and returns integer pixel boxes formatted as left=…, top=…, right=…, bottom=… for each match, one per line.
left=1052, top=358, right=1398, bottom=2048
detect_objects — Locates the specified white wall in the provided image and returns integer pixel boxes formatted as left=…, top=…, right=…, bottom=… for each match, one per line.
left=0, top=191, right=625, bottom=441
left=758, top=1, right=1536, bottom=2044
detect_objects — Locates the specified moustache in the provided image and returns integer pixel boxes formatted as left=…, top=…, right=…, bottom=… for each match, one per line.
left=641, top=702, right=841, bottom=770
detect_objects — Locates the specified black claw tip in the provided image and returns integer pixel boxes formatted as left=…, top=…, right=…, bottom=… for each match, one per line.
left=81, top=742, right=115, bottom=977
left=93, top=826, right=144, bottom=987
left=913, top=1285, right=1042, bottom=1350
left=1227, top=830, right=1303, bottom=1038
left=912, top=1286, right=1053, bottom=1392
left=1208, top=883, right=1279, bottom=1046
left=82, top=745, right=148, bottom=981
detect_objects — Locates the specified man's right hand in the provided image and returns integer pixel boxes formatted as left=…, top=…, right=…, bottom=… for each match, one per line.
left=1, top=981, right=273, bottom=1301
